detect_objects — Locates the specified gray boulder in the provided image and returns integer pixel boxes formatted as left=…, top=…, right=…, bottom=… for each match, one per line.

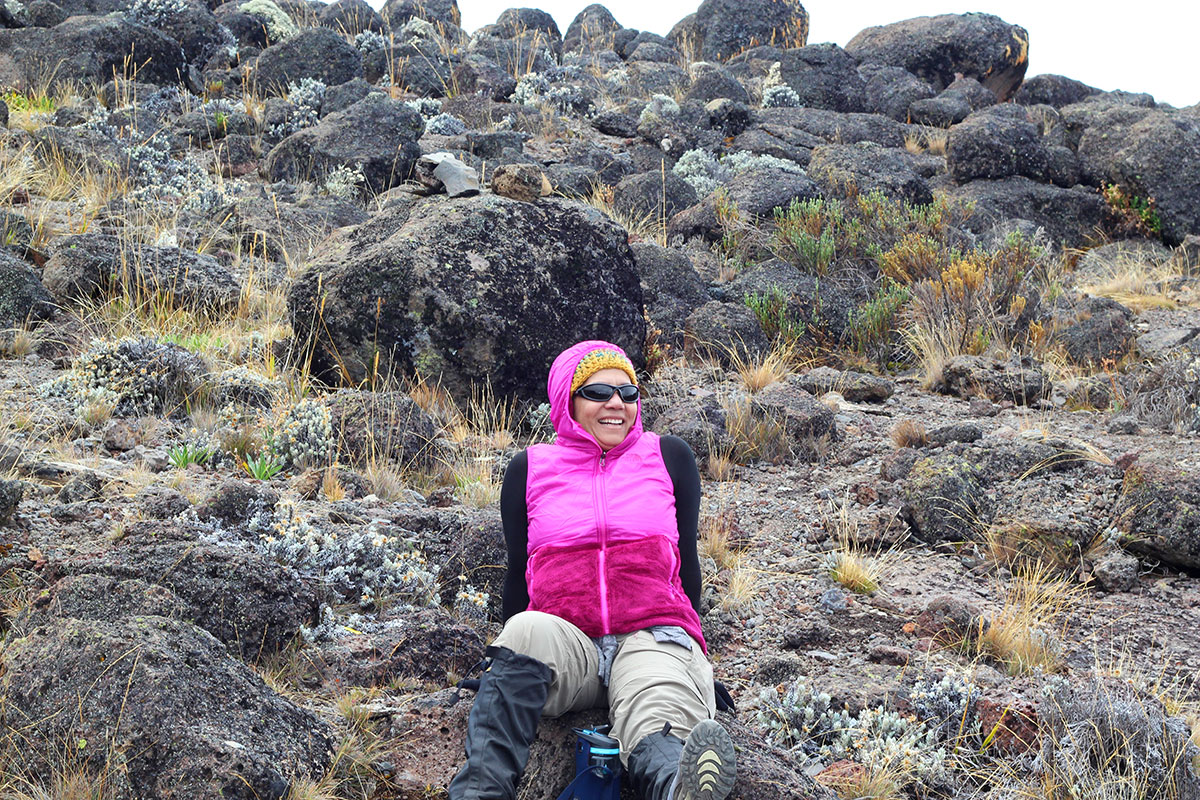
left=136, top=1, right=229, bottom=66
left=846, top=13, right=1029, bottom=101
left=683, top=300, right=769, bottom=366
left=668, top=0, right=809, bottom=63
left=1115, top=465, right=1200, bottom=570
left=42, top=234, right=240, bottom=310
left=213, top=1, right=269, bottom=48
left=452, top=53, right=517, bottom=101
left=613, top=170, right=698, bottom=222
left=725, top=259, right=855, bottom=343
left=807, top=142, right=933, bottom=204
left=858, top=63, right=936, bottom=122
left=650, top=395, right=732, bottom=464
left=939, top=354, right=1050, bottom=405
left=947, top=105, right=1050, bottom=183
left=562, top=3, right=621, bottom=53
left=751, top=375, right=838, bottom=458
left=0, top=251, right=54, bottom=329
left=253, top=27, right=362, bottom=95
left=318, top=0, right=383, bottom=34
left=796, top=366, right=893, bottom=402
left=2, top=615, right=333, bottom=800
left=288, top=194, right=645, bottom=399
left=1051, top=295, right=1136, bottom=366
left=685, top=61, right=750, bottom=105
left=667, top=167, right=821, bottom=242
left=901, top=454, right=994, bottom=543
left=1014, top=74, right=1100, bottom=108
left=943, top=176, right=1107, bottom=250
left=757, top=106, right=909, bottom=148
left=364, top=41, right=452, bottom=94
left=378, top=0, right=460, bottom=29
left=325, top=389, right=439, bottom=467
left=631, top=242, right=709, bottom=350
left=776, top=43, right=866, bottom=112
left=264, top=93, right=423, bottom=194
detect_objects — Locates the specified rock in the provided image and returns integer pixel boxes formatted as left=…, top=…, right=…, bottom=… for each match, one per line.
left=57, top=470, right=102, bottom=504
left=490, top=163, right=550, bottom=202
left=1, top=615, right=334, bottom=800
left=65, top=520, right=317, bottom=656
left=1076, top=107, right=1200, bottom=245
left=915, top=593, right=988, bottom=642
left=377, top=0, right=460, bottom=30
left=751, top=376, right=839, bottom=457
left=947, top=105, right=1049, bottom=183
left=1014, top=74, right=1100, bottom=109
left=944, top=177, right=1107, bottom=250
left=42, top=234, right=240, bottom=310
left=683, top=301, right=769, bottom=367
left=908, top=92, right=972, bottom=128
left=613, top=170, right=698, bottom=222
left=902, top=455, right=993, bottom=543
left=631, top=242, right=709, bottom=350
left=776, top=43, right=865, bottom=112
left=858, top=64, right=936, bottom=122
left=1051, top=295, right=1136, bottom=366
left=23, top=574, right=186, bottom=627
left=795, top=367, right=893, bottom=402
left=668, top=167, right=821, bottom=242
left=143, top=2, right=229, bottom=66
left=324, top=389, right=438, bottom=467
left=253, top=27, right=362, bottom=96
left=563, top=4, right=621, bottom=53
left=927, top=421, right=983, bottom=445
left=975, top=691, right=1039, bottom=754
left=756, top=106, right=910, bottom=148
left=292, top=467, right=370, bottom=500
left=0, top=479, right=22, bottom=526
left=1092, top=549, right=1139, bottom=592
left=364, top=40, right=453, bottom=94
left=452, top=53, right=516, bottom=101
left=1115, top=466, right=1200, bottom=570
left=846, top=13, right=1029, bottom=101
left=938, top=354, right=1050, bottom=405
left=196, top=479, right=280, bottom=528
left=649, top=395, right=732, bottom=465
left=264, top=93, right=423, bottom=194
left=590, top=108, right=640, bottom=138
left=416, top=152, right=479, bottom=197
left=216, top=185, right=369, bottom=262
left=289, top=194, right=644, bottom=398
left=685, top=62, right=749, bottom=105
left=0, top=251, right=54, bottom=330
left=725, top=260, right=856, bottom=344
left=807, top=142, right=932, bottom=205
left=668, top=0, right=808, bottom=63
left=318, top=0, right=383, bottom=35
left=135, top=486, right=191, bottom=519
left=214, top=1, right=270, bottom=48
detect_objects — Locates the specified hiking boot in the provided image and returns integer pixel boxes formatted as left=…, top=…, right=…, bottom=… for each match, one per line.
left=627, top=720, right=737, bottom=800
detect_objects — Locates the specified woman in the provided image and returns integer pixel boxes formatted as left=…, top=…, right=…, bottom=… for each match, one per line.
left=448, top=340, right=736, bottom=800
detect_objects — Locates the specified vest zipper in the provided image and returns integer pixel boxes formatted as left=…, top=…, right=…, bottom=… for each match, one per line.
left=595, top=450, right=610, bottom=634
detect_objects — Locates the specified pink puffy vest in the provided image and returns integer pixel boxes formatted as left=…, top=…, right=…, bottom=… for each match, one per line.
left=523, top=341, right=706, bottom=652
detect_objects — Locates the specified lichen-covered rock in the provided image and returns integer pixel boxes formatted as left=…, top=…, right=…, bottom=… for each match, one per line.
left=1014, top=74, right=1101, bottom=108
left=253, top=27, right=362, bottom=95
left=649, top=395, right=732, bottom=465
left=796, top=366, right=893, bottom=402
left=901, top=454, right=994, bottom=543
left=613, top=170, right=698, bottom=222
left=1115, top=466, right=1200, bottom=571
left=938, top=354, right=1050, bottom=405
left=683, top=300, right=769, bottom=367
left=776, top=43, right=865, bottom=112
left=325, top=389, right=439, bottom=467
left=378, top=0, right=460, bottom=30
left=289, top=193, right=644, bottom=399
left=1, top=615, right=334, bottom=800
left=807, top=142, right=933, bottom=205
left=668, top=0, right=809, bottom=63
left=751, top=376, right=839, bottom=457
left=317, top=0, right=382, bottom=35
left=264, top=93, right=423, bottom=194
left=0, top=479, right=22, bottom=526
left=858, top=64, right=936, bottom=122
left=756, top=106, right=910, bottom=148
left=42, top=234, right=240, bottom=310
left=0, top=251, right=54, bottom=330
left=562, top=3, right=621, bottom=53
left=631, top=242, right=709, bottom=350
left=196, top=479, right=280, bottom=528
left=668, top=167, right=820, bottom=242
left=1050, top=295, right=1136, bottom=366
left=943, top=176, right=1107, bottom=250
left=846, top=13, right=1029, bottom=101
left=685, top=61, right=750, bottom=105
left=490, top=163, right=550, bottom=202
left=947, top=105, right=1050, bottom=183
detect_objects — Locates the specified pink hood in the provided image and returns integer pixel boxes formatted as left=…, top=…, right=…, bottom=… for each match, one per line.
left=546, top=340, right=643, bottom=454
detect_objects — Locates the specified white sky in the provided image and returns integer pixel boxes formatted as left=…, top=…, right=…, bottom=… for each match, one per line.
left=440, top=1, right=1198, bottom=108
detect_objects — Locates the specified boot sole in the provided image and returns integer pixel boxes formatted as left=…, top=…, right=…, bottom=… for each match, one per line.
left=675, top=720, right=736, bottom=800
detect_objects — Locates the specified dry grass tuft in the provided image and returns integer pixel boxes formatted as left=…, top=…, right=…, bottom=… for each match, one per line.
left=974, top=565, right=1085, bottom=675
left=721, top=397, right=793, bottom=465
left=1076, top=253, right=1178, bottom=312
left=719, top=555, right=760, bottom=614
left=889, top=419, right=928, bottom=448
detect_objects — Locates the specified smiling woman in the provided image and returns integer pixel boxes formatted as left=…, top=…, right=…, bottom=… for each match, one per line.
left=447, top=340, right=738, bottom=800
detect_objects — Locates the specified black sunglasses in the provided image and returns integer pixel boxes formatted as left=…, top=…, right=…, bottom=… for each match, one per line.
left=574, top=383, right=640, bottom=403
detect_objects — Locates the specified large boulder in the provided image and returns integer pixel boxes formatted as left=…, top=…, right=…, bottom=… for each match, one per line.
left=378, top=0, right=460, bottom=30
left=938, top=354, right=1050, bottom=405
left=807, top=142, right=933, bottom=205
left=757, top=106, right=909, bottom=148
left=947, top=105, right=1050, bottom=183
left=42, top=234, right=240, bottom=310
left=325, top=389, right=439, bottom=467
left=1115, top=465, right=1200, bottom=570
left=288, top=194, right=645, bottom=398
left=253, top=27, right=362, bottom=95
left=942, top=176, right=1107, bottom=250
left=668, top=0, right=808, bottom=62
left=263, top=93, right=423, bottom=194
left=846, top=13, right=1029, bottom=101
left=667, top=167, right=821, bottom=242
left=901, top=454, right=994, bottom=543
left=858, top=64, right=936, bottom=122
left=0, top=251, right=54, bottom=329
left=562, top=3, right=620, bottom=53
left=1050, top=295, right=1136, bottom=366
left=1076, top=108, right=1200, bottom=244
left=1014, top=74, right=1101, bottom=108
left=1, top=615, right=334, bottom=800
left=318, top=0, right=383, bottom=35
left=776, top=43, right=865, bottom=113
left=201, top=185, right=369, bottom=262
left=631, top=242, right=710, bottom=350
left=613, top=170, right=699, bottom=222
left=137, top=1, right=230, bottom=66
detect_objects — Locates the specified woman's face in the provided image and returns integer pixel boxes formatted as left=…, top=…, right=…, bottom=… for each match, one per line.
left=571, top=367, right=637, bottom=451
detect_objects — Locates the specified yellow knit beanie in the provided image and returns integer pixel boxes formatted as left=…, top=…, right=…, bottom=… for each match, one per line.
left=570, top=348, right=638, bottom=395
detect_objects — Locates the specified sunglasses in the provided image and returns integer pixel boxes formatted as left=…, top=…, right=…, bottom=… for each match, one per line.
left=574, top=383, right=640, bottom=403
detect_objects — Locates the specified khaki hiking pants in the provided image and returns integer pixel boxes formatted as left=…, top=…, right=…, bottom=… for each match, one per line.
left=491, top=610, right=717, bottom=763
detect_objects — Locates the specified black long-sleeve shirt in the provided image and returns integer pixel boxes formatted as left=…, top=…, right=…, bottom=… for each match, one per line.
left=499, top=434, right=703, bottom=623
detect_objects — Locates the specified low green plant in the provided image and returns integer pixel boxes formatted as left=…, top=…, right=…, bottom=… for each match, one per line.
left=1102, top=183, right=1163, bottom=239
left=744, top=285, right=805, bottom=342
left=1, top=90, right=56, bottom=113
left=243, top=451, right=283, bottom=480
left=851, top=278, right=911, bottom=364
left=167, top=442, right=213, bottom=469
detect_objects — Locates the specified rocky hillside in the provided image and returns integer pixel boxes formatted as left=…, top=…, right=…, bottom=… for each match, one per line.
left=1, top=0, right=1199, bottom=798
